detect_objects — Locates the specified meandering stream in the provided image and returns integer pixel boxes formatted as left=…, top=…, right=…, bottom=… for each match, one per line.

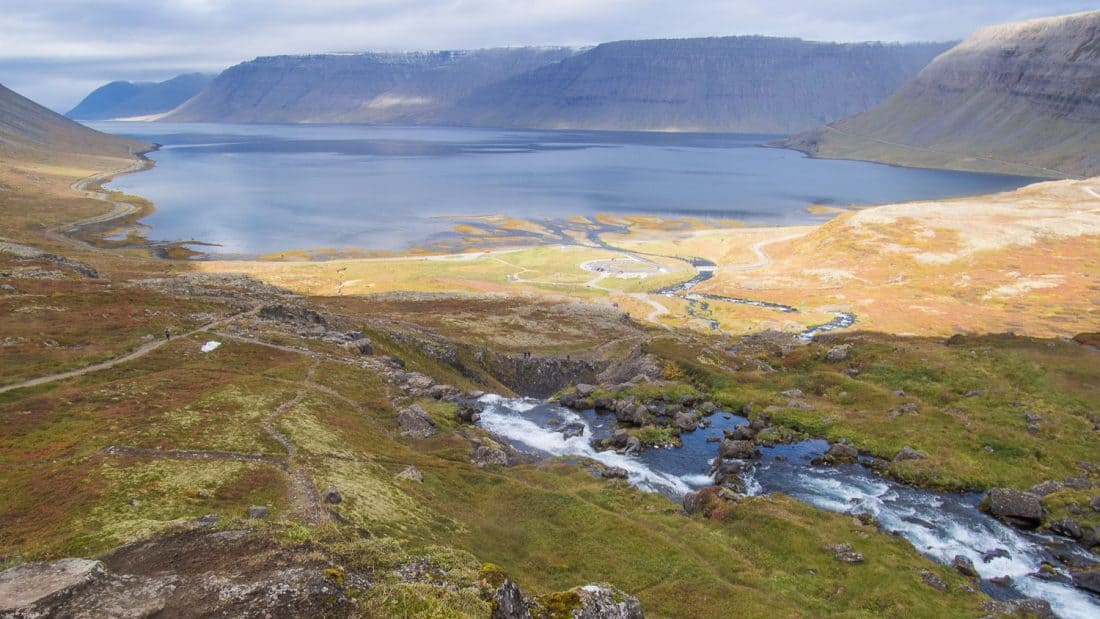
left=476, top=395, right=1100, bottom=618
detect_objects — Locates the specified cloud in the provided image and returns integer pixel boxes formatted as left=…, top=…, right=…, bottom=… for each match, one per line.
left=2, top=0, right=1096, bottom=111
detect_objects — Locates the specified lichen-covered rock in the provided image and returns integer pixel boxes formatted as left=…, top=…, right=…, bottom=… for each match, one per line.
left=817, top=442, right=859, bottom=464
left=395, top=465, right=424, bottom=483
left=568, top=584, right=643, bottom=619
left=893, top=446, right=926, bottom=462
left=825, top=344, right=850, bottom=362
left=718, top=439, right=759, bottom=460
left=398, top=405, right=438, bottom=439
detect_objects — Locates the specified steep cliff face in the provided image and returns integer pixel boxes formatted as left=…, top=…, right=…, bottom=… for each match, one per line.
left=164, top=48, right=580, bottom=123
left=0, top=84, right=149, bottom=159
left=781, top=11, right=1100, bottom=177
left=445, top=37, right=950, bottom=134
left=66, top=73, right=212, bottom=120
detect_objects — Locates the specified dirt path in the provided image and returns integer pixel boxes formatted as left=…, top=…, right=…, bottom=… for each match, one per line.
left=44, top=157, right=153, bottom=255
left=0, top=307, right=259, bottom=395
left=721, top=231, right=808, bottom=273
left=629, top=293, right=670, bottom=324
left=103, top=445, right=284, bottom=465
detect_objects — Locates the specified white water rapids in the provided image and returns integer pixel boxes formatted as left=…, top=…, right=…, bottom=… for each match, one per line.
left=477, top=395, right=1100, bottom=618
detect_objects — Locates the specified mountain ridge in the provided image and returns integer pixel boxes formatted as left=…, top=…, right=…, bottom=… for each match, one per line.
left=779, top=11, right=1100, bottom=177
left=66, top=73, right=213, bottom=121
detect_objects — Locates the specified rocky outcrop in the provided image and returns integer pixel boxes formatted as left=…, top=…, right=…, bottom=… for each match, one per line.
left=782, top=11, right=1100, bottom=177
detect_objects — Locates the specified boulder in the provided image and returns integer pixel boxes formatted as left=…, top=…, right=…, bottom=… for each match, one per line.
left=683, top=491, right=707, bottom=515
left=472, top=444, right=509, bottom=467
left=395, top=465, right=424, bottom=483
left=575, top=384, right=597, bottom=398
left=608, top=430, right=630, bottom=449
left=951, top=555, right=978, bottom=578
left=718, top=439, right=760, bottom=460
left=568, top=584, right=644, bottom=619
left=259, top=304, right=326, bottom=327
left=247, top=505, right=269, bottom=519
left=893, top=446, right=926, bottom=462
left=981, top=548, right=1011, bottom=563
left=823, top=543, right=863, bottom=563
left=825, top=344, right=850, bottom=362
left=699, top=401, right=718, bottom=414
left=981, top=599, right=1056, bottom=619
left=674, top=411, right=697, bottom=432
left=623, top=436, right=641, bottom=455
left=322, top=486, right=342, bottom=504
left=724, top=425, right=755, bottom=441
left=1050, top=518, right=1084, bottom=540
left=1071, top=569, right=1100, bottom=595
left=819, top=442, right=859, bottom=464
left=456, top=401, right=483, bottom=424
left=427, top=384, right=459, bottom=401
left=397, top=405, right=438, bottom=439
left=343, top=337, right=373, bottom=355
left=983, top=488, right=1043, bottom=528
left=603, top=467, right=629, bottom=480
left=780, top=389, right=804, bottom=399
left=1091, top=495, right=1100, bottom=512
left=560, top=422, right=586, bottom=440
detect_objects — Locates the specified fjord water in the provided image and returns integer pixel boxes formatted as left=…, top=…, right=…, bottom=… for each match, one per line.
left=477, top=396, right=1100, bottom=618
left=92, top=122, right=1036, bottom=255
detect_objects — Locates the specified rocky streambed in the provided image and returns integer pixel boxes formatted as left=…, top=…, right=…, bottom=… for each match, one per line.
left=476, top=395, right=1100, bottom=618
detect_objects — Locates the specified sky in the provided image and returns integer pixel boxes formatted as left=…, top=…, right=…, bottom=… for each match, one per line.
left=2, top=0, right=1097, bottom=112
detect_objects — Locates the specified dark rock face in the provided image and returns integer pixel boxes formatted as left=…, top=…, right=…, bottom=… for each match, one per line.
left=259, top=303, right=326, bottom=327
left=448, top=37, right=948, bottom=134
left=568, top=584, right=644, bottom=619
left=166, top=48, right=579, bottom=123
left=983, top=488, right=1043, bottom=528
left=782, top=12, right=1100, bottom=177
left=67, top=73, right=212, bottom=120
left=322, top=486, right=342, bottom=504
left=490, top=578, right=532, bottom=619
left=952, top=555, right=979, bottom=578
left=161, top=38, right=944, bottom=134
left=1072, top=569, right=1100, bottom=595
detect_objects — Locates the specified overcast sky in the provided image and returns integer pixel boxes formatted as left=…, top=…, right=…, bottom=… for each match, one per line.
left=3, top=0, right=1097, bottom=111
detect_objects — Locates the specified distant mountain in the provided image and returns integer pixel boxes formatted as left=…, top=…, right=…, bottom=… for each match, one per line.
left=0, top=84, right=149, bottom=159
left=780, top=11, right=1100, bottom=178
left=164, top=48, right=581, bottom=123
left=161, top=38, right=948, bottom=133
left=444, top=37, right=952, bottom=134
left=67, top=73, right=213, bottom=120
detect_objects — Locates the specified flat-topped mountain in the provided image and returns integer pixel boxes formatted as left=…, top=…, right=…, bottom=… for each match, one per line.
left=66, top=73, right=213, bottom=120
left=0, top=84, right=149, bottom=159
left=157, top=38, right=948, bottom=132
left=164, top=48, right=581, bottom=123
left=445, top=37, right=951, bottom=134
left=781, top=11, right=1100, bottom=177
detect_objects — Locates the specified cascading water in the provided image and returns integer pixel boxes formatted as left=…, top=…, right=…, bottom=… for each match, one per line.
left=477, top=395, right=1100, bottom=619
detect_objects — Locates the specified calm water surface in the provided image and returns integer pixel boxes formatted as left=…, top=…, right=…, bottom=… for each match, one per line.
left=93, top=122, right=1037, bottom=255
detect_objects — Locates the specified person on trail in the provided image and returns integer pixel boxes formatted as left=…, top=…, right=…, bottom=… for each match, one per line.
left=164, top=327, right=171, bottom=341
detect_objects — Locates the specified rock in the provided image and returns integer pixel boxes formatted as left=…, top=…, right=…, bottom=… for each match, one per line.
left=683, top=491, right=706, bottom=515
left=920, top=570, right=948, bottom=592
left=427, top=384, right=459, bottom=401
left=964, top=389, right=986, bottom=398
left=705, top=435, right=720, bottom=443
left=343, top=337, right=373, bottom=355
left=819, top=442, right=859, bottom=464
left=952, top=555, right=979, bottom=578
left=699, top=401, right=718, bottom=414
left=259, top=303, right=326, bottom=327
left=1050, top=518, right=1084, bottom=540
left=603, top=467, right=629, bottom=480
left=0, top=558, right=106, bottom=614
left=780, top=389, right=804, bottom=399
left=718, top=439, right=760, bottom=460
left=982, top=548, right=1011, bottom=563
left=322, top=486, right=342, bottom=504
left=1091, top=496, right=1100, bottom=512
left=889, top=402, right=920, bottom=418
left=395, top=465, right=424, bottom=482
left=397, top=405, right=438, bottom=439
left=983, top=488, right=1043, bottom=528
left=456, top=401, right=483, bottom=424
left=608, top=430, right=630, bottom=449
left=623, top=436, right=641, bottom=455
left=472, top=444, right=509, bottom=467
left=560, top=422, right=586, bottom=439
left=1063, top=475, right=1092, bottom=490
left=568, top=583, right=644, bottom=619
left=1028, top=480, right=1065, bottom=496
left=893, top=446, right=926, bottom=462
left=724, top=425, right=755, bottom=441
left=825, top=344, right=849, bottom=362
left=981, top=599, right=1056, bottom=619
left=490, top=577, right=531, bottom=619
left=674, top=411, right=697, bottom=432
left=575, top=383, right=597, bottom=398
left=1071, top=569, right=1100, bottom=595
left=247, top=505, right=269, bottom=519
left=823, top=543, right=864, bottom=563
left=679, top=394, right=697, bottom=407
